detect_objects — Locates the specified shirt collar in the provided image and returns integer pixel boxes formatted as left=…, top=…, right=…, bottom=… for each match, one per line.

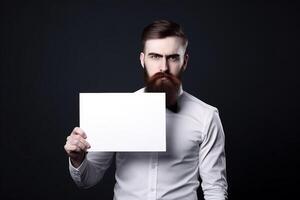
left=178, top=84, right=183, bottom=97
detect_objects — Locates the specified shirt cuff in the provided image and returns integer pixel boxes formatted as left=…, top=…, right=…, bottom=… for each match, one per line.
left=69, top=157, right=88, bottom=176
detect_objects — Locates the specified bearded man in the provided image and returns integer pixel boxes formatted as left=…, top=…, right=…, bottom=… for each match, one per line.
left=64, top=19, right=228, bottom=200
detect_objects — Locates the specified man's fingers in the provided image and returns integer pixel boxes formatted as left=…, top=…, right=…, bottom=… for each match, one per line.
left=69, top=135, right=90, bottom=149
left=64, top=143, right=81, bottom=153
left=64, top=127, right=90, bottom=156
left=78, top=137, right=90, bottom=149
left=66, top=134, right=90, bottom=150
left=70, top=139, right=89, bottom=151
left=71, top=127, right=87, bottom=139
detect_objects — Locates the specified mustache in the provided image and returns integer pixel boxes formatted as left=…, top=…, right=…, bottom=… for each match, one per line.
left=146, top=72, right=181, bottom=89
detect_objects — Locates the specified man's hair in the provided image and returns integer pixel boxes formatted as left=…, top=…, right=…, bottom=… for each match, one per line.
left=141, top=19, right=188, bottom=52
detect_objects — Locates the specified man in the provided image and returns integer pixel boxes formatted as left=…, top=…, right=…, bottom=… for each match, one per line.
left=64, top=19, right=228, bottom=200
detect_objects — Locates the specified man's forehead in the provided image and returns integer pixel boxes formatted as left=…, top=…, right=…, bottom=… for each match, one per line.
left=144, top=37, right=186, bottom=55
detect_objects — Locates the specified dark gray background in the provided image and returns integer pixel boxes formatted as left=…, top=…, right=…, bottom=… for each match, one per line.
left=1, top=1, right=299, bottom=199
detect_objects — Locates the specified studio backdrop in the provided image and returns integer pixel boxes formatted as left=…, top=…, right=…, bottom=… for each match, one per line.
left=1, top=1, right=299, bottom=200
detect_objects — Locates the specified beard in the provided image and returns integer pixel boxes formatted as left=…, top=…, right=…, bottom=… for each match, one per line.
left=144, top=67, right=183, bottom=110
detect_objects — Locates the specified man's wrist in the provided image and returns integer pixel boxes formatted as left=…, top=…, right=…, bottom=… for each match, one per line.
left=70, top=158, right=83, bottom=168
left=70, top=153, right=86, bottom=168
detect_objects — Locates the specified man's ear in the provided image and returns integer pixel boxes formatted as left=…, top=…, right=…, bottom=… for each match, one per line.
left=140, top=52, right=145, bottom=68
left=182, top=53, right=189, bottom=71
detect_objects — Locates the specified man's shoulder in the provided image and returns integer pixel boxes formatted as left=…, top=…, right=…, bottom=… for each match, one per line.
left=181, top=90, right=219, bottom=114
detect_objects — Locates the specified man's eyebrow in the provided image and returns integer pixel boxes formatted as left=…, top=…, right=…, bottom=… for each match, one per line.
left=147, top=52, right=163, bottom=57
left=147, top=53, right=180, bottom=57
left=166, top=54, right=180, bottom=58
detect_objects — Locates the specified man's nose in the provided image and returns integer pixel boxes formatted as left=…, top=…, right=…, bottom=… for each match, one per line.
left=160, top=57, right=169, bottom=72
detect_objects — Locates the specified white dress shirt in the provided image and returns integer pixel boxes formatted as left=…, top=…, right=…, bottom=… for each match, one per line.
left=69, top=86, right=228, bottom=200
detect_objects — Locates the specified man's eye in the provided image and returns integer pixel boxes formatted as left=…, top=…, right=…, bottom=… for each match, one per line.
left=169, top=56, right=179, bottom=61
left=151, top=55, right=160, bottom=59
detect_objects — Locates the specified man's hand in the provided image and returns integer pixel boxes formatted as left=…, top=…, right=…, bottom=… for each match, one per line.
left=64, top=127, right=91, bottom=168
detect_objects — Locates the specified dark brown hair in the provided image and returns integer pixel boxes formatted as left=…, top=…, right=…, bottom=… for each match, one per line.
left=141, top=19, right=188, bottom=52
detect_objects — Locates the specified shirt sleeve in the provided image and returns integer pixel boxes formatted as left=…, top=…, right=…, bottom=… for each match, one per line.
left=69, top=152, right=115, bottom=188
left=199, top=109, right=228, bottom=200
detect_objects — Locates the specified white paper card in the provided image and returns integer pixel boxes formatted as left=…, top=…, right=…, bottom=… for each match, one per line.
left=79, top=93, right=166, bottom=152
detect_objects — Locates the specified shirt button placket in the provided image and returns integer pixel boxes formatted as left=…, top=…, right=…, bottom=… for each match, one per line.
left=148, top=152, right=158, bottom=200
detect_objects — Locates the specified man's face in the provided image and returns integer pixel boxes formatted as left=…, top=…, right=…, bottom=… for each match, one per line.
left=140, top=36, right=188, bottom=78
left=140, top=36, right=189, bottom=109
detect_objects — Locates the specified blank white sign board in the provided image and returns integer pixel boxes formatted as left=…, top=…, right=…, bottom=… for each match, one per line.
left=79, top=93, right=166, bottom=152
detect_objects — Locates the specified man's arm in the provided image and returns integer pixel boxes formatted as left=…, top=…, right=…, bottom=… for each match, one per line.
left=69, top=151, right=114, bottom=188
left=65, top=127, right=115, bottom=188
left=199, top=109, right=228, bottom=200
